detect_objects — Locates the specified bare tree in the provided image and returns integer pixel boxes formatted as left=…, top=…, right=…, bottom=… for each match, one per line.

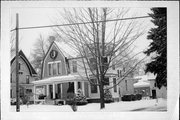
left=53, top=8, right=145, bottom=109
left=30, top=34, right=50, bottom=76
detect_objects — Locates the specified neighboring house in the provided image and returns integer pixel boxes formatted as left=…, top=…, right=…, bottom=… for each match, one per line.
left=11, top=50, right=38, bottom=103
left=32, top=41, right=136, bottom=104
left=134, top=73, right=167, bottom=99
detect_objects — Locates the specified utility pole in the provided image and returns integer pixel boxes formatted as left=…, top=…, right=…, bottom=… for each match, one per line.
left=15, top=13, right=20, bottom=112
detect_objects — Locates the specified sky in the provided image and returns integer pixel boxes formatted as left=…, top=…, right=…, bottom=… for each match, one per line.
left=10, top=7, right=154, bottom=60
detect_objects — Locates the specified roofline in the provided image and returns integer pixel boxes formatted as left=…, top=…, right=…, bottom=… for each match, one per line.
left=41, top=41, right=68, bottom=79
left=11, top=50, right=37, bottom=76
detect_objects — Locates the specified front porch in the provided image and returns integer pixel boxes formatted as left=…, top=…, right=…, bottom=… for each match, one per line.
left=33, top=75, right=89, bottom=105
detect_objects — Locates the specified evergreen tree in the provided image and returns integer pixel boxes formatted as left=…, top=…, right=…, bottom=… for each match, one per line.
left=144, top=8, right=167, bottom=88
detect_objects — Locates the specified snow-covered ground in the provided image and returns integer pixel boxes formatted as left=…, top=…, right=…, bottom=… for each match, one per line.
left=10, top=98, right=167, bottom=112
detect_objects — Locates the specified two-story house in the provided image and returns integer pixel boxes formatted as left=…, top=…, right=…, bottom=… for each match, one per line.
left=11, top=50, right=38, bottom=104
left=32, top=41, right=135, bottom=104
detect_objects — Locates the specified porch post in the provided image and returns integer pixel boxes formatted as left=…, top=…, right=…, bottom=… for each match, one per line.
left=53, top=83, right=55, bottom=99
left=33, top=85, right=36, bottom=104
left=82, top=81, right=85, bottom=95
left=74, top=81, right=77, bottom=94
left=46, top=84, right=49, bottom=99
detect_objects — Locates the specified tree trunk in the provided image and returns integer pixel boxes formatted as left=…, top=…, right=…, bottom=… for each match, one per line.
left=99, top=81, right=105, bottom=109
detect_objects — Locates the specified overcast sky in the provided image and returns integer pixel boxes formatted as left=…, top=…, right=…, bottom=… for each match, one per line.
left=10, top=7, right=154, bottom=59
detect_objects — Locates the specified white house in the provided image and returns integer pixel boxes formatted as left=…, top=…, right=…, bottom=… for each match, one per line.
left=32, top=41, right=136, bottom=104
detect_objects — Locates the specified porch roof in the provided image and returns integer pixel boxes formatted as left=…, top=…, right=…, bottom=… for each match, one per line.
left=32, top=74, right=87, bottom=85
left=134, top=81, right=150, bottom=88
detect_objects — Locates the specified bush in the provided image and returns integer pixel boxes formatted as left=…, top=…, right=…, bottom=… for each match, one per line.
left=121, top=94, right=142, bottom=101
left=75, top=89, right=88, bottom=105
left=122, top=94, right=131, bottom=101
left=104, top=89, right=113, bottom=103
left=130, top=94, right=136, bottom=101
left=135, top=94, right=142, bottom=100
left=38, top=94, right=46, bottom=99
left=11, top=98, right=23, bottom=105
left=66, top=89, right=88, bottom=105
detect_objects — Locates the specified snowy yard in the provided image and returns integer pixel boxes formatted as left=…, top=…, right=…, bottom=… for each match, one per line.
left=10, top=98, right=167, bottom=112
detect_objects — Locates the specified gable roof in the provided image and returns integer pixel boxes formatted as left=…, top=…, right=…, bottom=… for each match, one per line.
left=11, top=50, right=37, bottom=76
left=41, top=41, right=69, bottom=79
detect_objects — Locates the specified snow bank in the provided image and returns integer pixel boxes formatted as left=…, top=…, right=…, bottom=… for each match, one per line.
left=10, top=98, right=167, bottom=112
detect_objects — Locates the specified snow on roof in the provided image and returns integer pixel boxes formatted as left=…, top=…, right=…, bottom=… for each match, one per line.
left=134, top=73, right=156, bottom=82
left=33, top=74, right=87, bottom=85
left=133, top=73, right=156, bottom=88
left=54, top=41, right=78, bottom=58
left=134, top=81, right=150, bottom=88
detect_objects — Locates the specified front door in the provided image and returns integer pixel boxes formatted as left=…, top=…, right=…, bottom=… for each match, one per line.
left=49, top=85, right=53, bottom=99
left=152, top=89, right=156, bottom=99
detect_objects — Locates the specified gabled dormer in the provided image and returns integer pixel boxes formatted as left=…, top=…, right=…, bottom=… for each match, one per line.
left=41, top=41, right=68, bottom=79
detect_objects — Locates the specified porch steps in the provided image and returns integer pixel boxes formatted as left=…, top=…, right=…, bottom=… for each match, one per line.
left=45, top=99, right=55, bottom=105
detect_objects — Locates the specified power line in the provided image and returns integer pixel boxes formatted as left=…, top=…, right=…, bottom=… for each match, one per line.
left=10, top=15, right=151, bottom=32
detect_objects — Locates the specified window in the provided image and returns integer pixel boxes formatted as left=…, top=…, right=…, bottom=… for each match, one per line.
left=123, top=67, right=126, bottom=72
left=112, top=61, right=115, bottom=70
left=10, top=89, right=12, bottom=98
left=57, top=62, right=61, bottom=75
left=48, top=64, right=51, bottom=76
left=102, top=56, right=108, bottom=70
left=72, top=61, right=77, bottom=73
left=26, top=75, right=30, bottom=84
left=120, top=70, right=122, bottom=77
left=52, top=63, right=57, bottom=75
left=20, top=88, right=24, bottom=98
left=48, top=61, right=62, bottom=76
left=103, top=77, right=109, bottom=85
left=78, top=82, right=81, bottom=89
left=154, top=82, right=157, bottom=87
left=10, top=74, right=12, bottom=83
left=89, top=58, right=96, bottom=70
left=26, top=89, right=32, bottom=94
left=113, top=78, right=117, bottom=92
left=117, top=70, right=120, bottom=77
left=125, top=80, right=128, bottom=91
left=90, top=79, right=97, bottom=93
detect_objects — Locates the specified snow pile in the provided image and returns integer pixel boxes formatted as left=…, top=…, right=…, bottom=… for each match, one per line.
left=10, top=98, right=167, bottom=112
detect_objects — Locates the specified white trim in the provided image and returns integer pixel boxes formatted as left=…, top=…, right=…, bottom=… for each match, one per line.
left=33, top=74, right=87, bottom=85
left=53, top=83, right=55, bottom=99
left=48, top=60, right=61, bottom=64
left=60, top=83, right=63, bottom=99
left=42, top=42, right=68, bottom=78
left=74, top=81, right=77, bottom=94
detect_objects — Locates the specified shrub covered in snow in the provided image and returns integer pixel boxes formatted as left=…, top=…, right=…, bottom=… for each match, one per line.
left=66, top=89, right=87, bottom=105
left=75, top=89, right=88, bottom=105
left=104, top=89, right=113, bottom=103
